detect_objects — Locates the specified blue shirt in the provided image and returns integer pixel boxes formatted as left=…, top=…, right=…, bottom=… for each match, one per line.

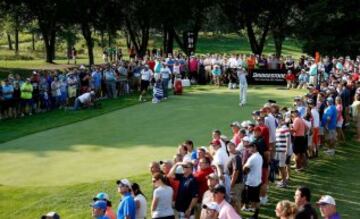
left=2, top=84, right=14, bottom=99
left=117, top=192, right=136, bottom=219
left=92, top=71, right=102, bottom=88
left=329, top=212, right=341, bottom=219
left=96, top=215, right=110, bottom=219
left=322, top=105, right=337, bottom=130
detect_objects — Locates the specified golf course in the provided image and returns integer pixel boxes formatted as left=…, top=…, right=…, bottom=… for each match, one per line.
left=1, top=86, right=360, bottom=218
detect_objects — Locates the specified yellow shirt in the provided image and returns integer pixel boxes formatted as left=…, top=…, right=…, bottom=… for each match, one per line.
left=20, top=82, right=33, bottom=99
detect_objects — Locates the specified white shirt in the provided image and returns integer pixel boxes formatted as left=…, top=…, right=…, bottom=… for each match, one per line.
left=244, top=152, right=263, bottom=187
left=160, top=67, right=171, bottom=79
left=213, top=147, right=229, bottom=167
left=141, top=69, right=153, bottom=81
left=265, top=113, right=277, bottom=143
left=134, top=194, right=147, bottom=219
left=311, top=108, right=320, bottom=128
left=78, top=93, right=91, bottom=103
left=237, top=69, right=248, bottom=86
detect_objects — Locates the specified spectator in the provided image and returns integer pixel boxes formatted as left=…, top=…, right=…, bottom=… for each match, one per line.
left=275, top=117, right=291, bottom=188
left=93, top=192, right=116, bottom=219
left=131, top=183, right=147, bottom=219
left=309, top=100, right=320, bottom=158
left=321, top=97, right=337, bottom=155
left=298, top=69, right=308, bottom=89
left=139, top=65, right=153, bottom=102
left=225, top=141, right=243, bottom=213
left=335, top=96, right=345, bottom=141
left=20, top=78, right=33, bottom=116
left=275, top=200, right=297, bottom=219
left=91, top=200, right=111, bottom=219
left=213, top=184, right=242, bottom=219
left=211, top=65, right=221, bottom=87
left=72, top=91, right=95, bottom=110
left=152, top=79, right=164, bottom=103
left=193, top=157, right=214, bottom=203
left=202, top=202, right=220, bottom=219
left=151, top=173, right=175, bottom=219
left=316, top=195, right=341, bottom=219
left=2, top=79, right=14, bottom=119
left=51, top=76, right=61, bottom=109
left=211, top=139, right=229, bottom=167
left=290, top=110, right=307, bottom=170
left=285, top=70, right=295, bottom=89
left=104, top=65, right=117, bottom=98
left=168, top=161, right=199, bottom=219
left=294, top=186, right=318, bottom=219
left=200, top=173, right=220, bottom=219
left=116, top=179, right=136, bottom=219
left=160, top=63, right=172, bottom=99
left=242, top=142, right=263, bottom=219
left=230, top=121, right=242, bottom=145
left=149, top=161, right=162, bottom=176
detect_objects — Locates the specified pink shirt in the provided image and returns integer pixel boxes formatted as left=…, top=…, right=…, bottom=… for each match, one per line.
left=218, top=200, right=242, bottom=219
left=189, top=59, right=198, bottom=72
left=336, top=104, right=344, bottom=122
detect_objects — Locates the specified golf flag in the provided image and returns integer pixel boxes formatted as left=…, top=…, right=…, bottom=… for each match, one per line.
left=315, top=51, right=320, bottom=63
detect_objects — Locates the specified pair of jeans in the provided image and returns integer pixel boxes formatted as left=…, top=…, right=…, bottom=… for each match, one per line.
left=161, top=78, right=169, bottom=97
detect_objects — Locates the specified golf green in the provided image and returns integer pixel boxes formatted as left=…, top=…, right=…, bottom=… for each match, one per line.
left=0, top=86, right=302, bottom=186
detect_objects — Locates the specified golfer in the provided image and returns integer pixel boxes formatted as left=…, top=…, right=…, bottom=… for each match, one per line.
left=237, top=66, right=248, bottom=106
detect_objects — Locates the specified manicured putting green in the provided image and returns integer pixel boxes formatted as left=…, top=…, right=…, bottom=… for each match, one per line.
left=0, top=86, right=302, bottom=186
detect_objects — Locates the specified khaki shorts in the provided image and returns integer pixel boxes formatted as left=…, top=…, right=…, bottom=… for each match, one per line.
left=275, top=152, right=287, bottom=167
left=325, top=129, right=337, bottom=141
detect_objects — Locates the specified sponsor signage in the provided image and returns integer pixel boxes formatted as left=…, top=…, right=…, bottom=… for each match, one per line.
left=249, top=69, right=287, bottom=85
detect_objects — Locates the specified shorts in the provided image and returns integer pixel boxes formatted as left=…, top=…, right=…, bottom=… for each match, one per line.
left=293, top=136, right=306, bottom=155
left=68, top=86, right=77, bottom=98
left=140, top=80, right=150, bottom=92
left=231, top=183, right=244, bottom=205
left=312, top=127, right=319, bottom=145
left=2, top=99, right=13, bottom=109
left=336, top=120, right=344, bottom=128
left=243, top=184, right=261, bottom=203
left=319, top=127, right=324, bottom=136
left=275, top=152, right=287, bottom=167
left=261, top=167, right=269, bottom=184
left=325, top=129, right=337, bottom=141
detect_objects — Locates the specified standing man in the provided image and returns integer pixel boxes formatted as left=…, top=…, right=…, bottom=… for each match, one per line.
left=139, top=64, right=153, bottom=102
left=116, top=179, right=136, bottom=219
left=225, top=142, right=243, bottom=213
left=213, top=185, right=242, bottom=219
left=322, top=97, right=337, bottom=156
left=291, top=110, right=306, bottom=171
left=168, top=161, right=199, bottom=219
left=237, top=66, right=248, bottom=106
left=294, top=186, right=318, bottom=219
left=242, top=142, right=263, bottom=219
left=160, top=63, right=172, bottom=99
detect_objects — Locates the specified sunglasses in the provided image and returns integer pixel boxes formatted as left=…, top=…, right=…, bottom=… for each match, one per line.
left=182, top=166, right=191, bottom=169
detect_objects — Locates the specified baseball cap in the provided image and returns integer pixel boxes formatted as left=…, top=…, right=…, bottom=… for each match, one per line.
left=202, top=202, right=220, bottom=212
left=294, top=96, right=301, bottom=101
left=317, top=195, right=336, bottom=206
left=326, top=97, right=334, bottom=104
left=91, top=200, right=107, bottom=210
left=116, top=178, right=131, bottom=187
left=211, top=139, right=221, bottom=146
left=252, top=110, right=260, bottom=116
left=207, top=173, right=219, bottom=180
left=41, top=212, right=60, bottom=219
left=213, top=184, right=226, bottom=194
left=242, top=136, right=251, bottom=142
left=93, top=192, right=109, bottom=201
left=230, top=121, right=241, bottom=128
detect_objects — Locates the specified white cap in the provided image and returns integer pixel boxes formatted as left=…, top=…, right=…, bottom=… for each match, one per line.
left=230, top=121, right=241, bottom=128
left=317, top=195, right=336, bottom=206
left=241, top=121, right=249, bottom=128
left=117, top=178, right=131, bottom=187
left=242, top=136, right=251, bottom=142
left=203, top=202, right=220, bottom=212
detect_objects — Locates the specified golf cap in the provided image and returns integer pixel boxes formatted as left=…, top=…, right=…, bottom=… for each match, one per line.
left=202, top=202, right=220, bottom=212
left=317, top=195, right=336, bottom=206
left=41, top=212, right=60, bottom=219
left=207, top=173, right=220, bottom=180
left=116, top=178, right=131, bottom=188
left=326, top=97, right=334, bottom=104
left=252, top=110, right=260, bottom=116
left=211, top=139, right=221, bottom=146
left=294, top=96, right=301, bottom=101
left=91, top=200, right=107, bottom=210
left=230, top=121, right=241, bottom=128
left=213, top=184, right=226, bottom=194
left=241, top=121, right=249, bottom=128
left=93, top=192, right=109, bottom=201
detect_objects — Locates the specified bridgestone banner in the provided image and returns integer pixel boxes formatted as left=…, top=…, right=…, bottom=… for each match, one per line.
left=248, top=69, right=287, bottom=85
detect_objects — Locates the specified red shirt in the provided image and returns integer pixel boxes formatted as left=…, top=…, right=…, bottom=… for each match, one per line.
left=285, top=73, right=295, bottom=81
left=147, top=60, right=155, bottom=71
left=168, top=177, right=180, bottom=201
left=232, top=131, right=241, bottom=145
left=194, top=167, right=214, bottom=202
left=257, top=124, right=270, bottom=149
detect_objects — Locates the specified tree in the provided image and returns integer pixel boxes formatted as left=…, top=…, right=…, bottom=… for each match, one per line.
left=296, top=0, right=360, bottom=57
left=221, top=0, right=272, bottom=55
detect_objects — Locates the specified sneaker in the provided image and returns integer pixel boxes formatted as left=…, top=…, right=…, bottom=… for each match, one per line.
left=241, top=206, right=252, bottom=212
left=277, top=182, right=287, bottom=188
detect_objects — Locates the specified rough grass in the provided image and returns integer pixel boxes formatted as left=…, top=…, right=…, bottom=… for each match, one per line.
left=1, top=86, right=359, bottom=218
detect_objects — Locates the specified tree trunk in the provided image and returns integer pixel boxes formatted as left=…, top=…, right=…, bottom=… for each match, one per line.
left=165, top=29, right=174, bottom=55
left=32, top=32, right=35, bottom=51
left=7, top=32, right=13, bottom=50
left=108, top=32, right=111, bottom=48
left=273, top=32, right=284, bottom=57
left=100, top=30, right=105, bottom=48
left=41, top=30, right=56, bottom=63
left=15, top=28, right=19, bottom=55
left=245, top=17, right=270, bottom=55
left=81, top=22, right=94, bottom=66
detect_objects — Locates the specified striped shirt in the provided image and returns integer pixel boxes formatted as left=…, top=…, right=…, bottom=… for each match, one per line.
left=275, top=126, right=291, bottom=153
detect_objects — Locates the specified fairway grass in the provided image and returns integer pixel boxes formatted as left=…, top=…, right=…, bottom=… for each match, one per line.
left=0, top=86, right=359, bottom=218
